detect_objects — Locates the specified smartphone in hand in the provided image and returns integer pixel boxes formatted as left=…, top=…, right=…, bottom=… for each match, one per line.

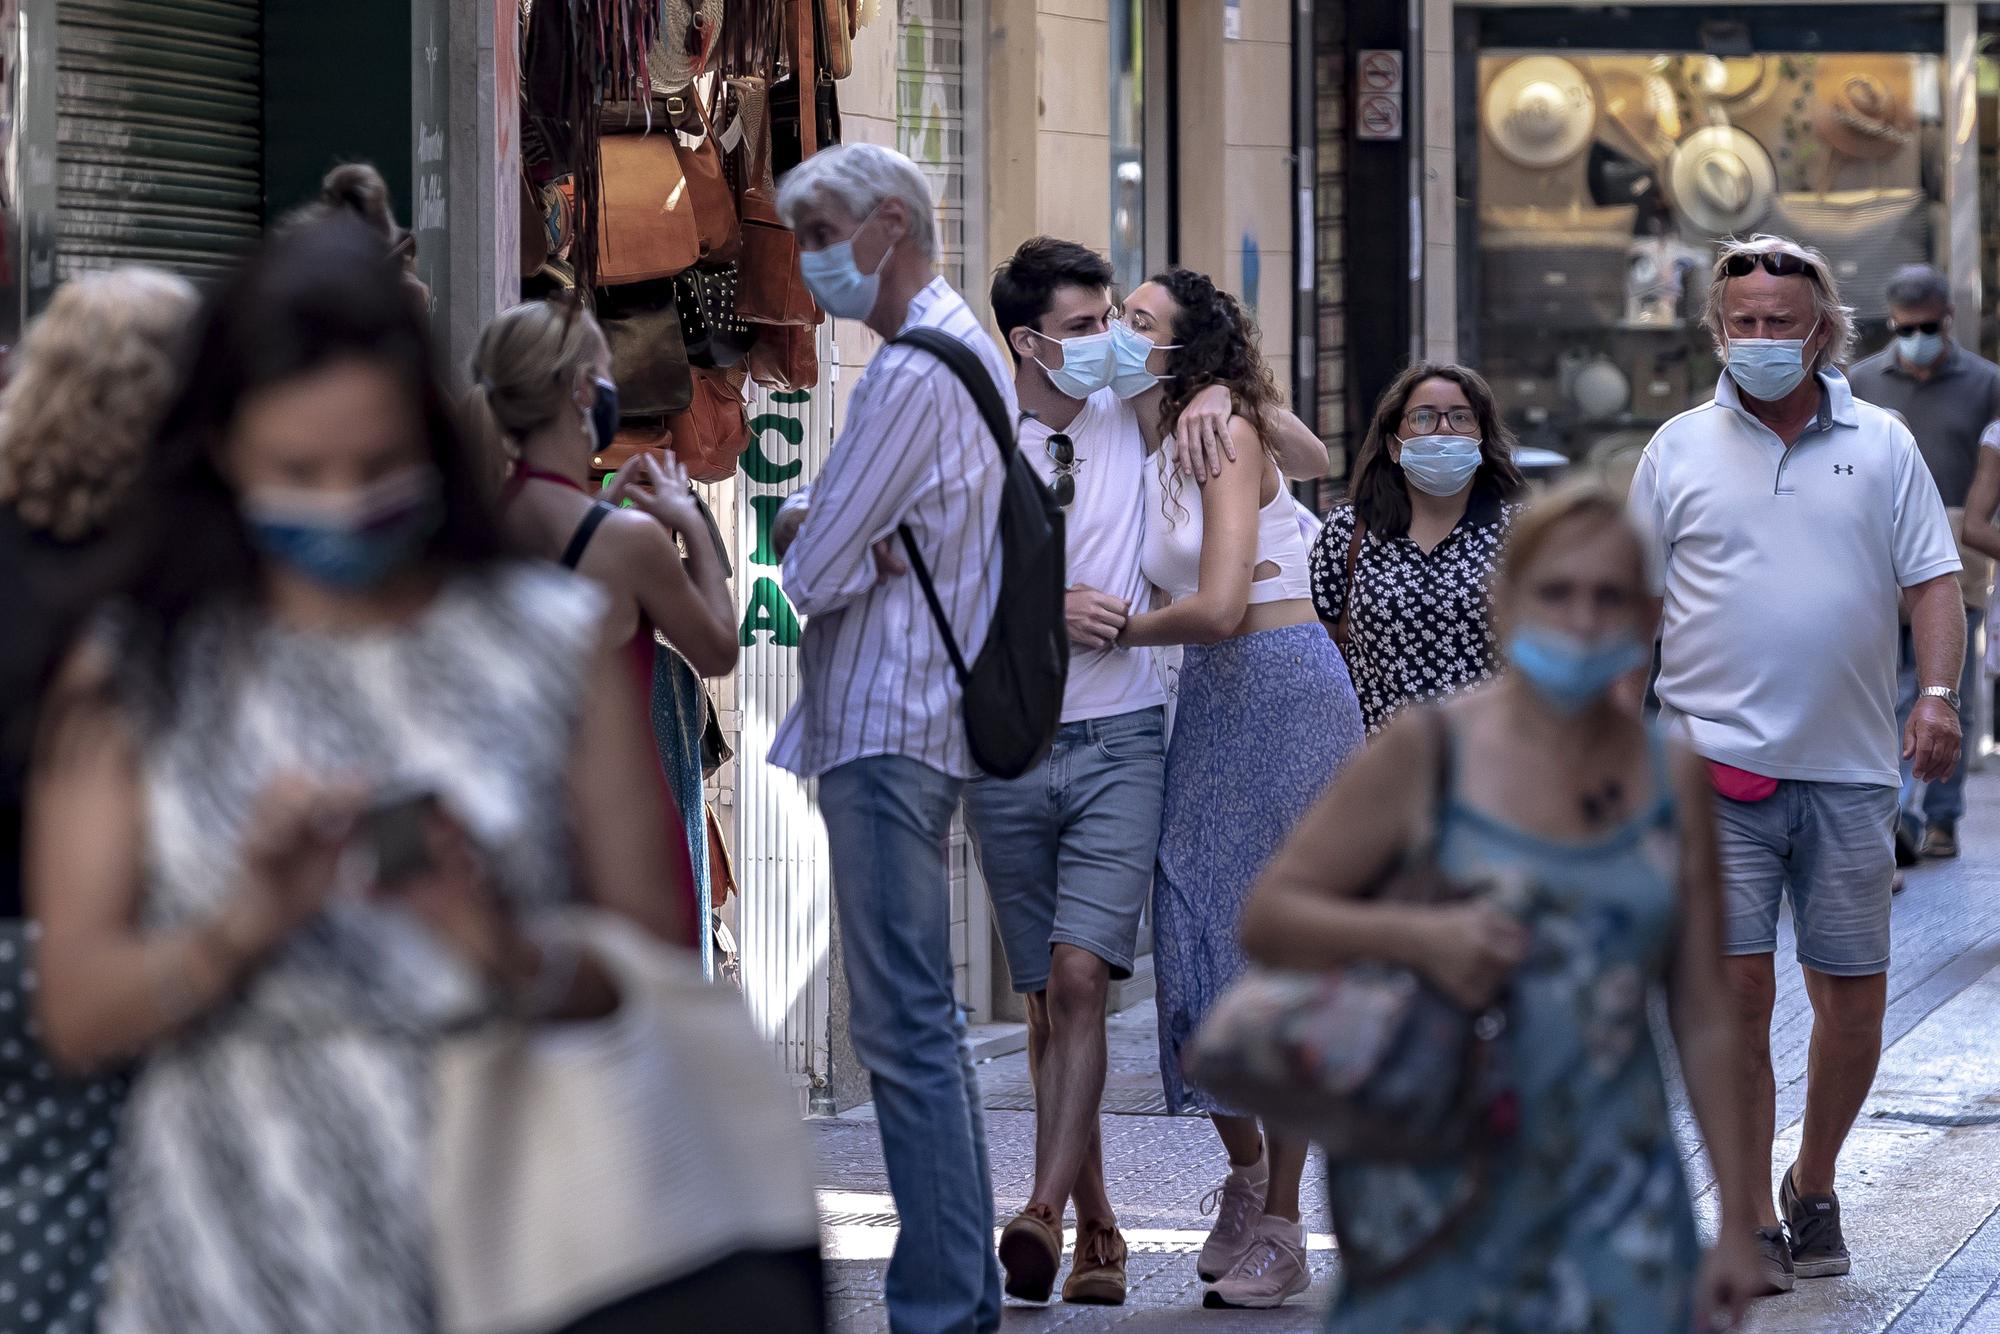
left=355, top=787, right=439, bottom=888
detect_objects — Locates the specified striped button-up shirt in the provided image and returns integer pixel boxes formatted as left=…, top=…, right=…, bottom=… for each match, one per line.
left=768, top=277, right=1012, bottom=780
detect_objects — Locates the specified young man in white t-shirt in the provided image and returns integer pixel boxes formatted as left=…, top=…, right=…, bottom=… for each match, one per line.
left=969, top=237, right=1327, bottom=1307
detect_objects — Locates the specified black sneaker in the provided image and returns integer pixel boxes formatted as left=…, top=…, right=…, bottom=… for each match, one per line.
left=1782, top=1168, right=1852, bottom=1278
left=1894, top=824, right=1920, bottom=868
left=1755, top=1225, right=1796, bottom=1294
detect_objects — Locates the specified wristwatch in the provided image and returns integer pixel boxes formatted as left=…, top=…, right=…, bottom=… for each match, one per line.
left=1919, top=685, right=1962, bottom=711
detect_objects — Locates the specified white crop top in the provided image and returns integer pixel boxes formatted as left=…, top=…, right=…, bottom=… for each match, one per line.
left=1139, top=448, right=1314, bottom=604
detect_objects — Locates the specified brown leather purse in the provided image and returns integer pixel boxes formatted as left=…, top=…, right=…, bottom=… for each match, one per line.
left=663, top=87, right=741, bottom=264
left=596, top=119, right=701, bottom=285
left=734, top=12, right=822, bottom=327
left=747, top=323, right=818, bottom=391
left=669, top=366, right=752, bottom=483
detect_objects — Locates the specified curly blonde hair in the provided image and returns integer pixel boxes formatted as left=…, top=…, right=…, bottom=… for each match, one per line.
left=0, top=268, right=198, bottom=539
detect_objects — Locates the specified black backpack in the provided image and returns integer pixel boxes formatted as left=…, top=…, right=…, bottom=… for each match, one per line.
left=892, top=326, right=1068, bottom=779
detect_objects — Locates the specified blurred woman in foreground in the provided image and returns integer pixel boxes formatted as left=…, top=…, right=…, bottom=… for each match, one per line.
left=1242, top=485, right=1762, bottom=1333
left=25, top=219, right=710, bottom=1331
left=0, top=266, right=196, bottom=1334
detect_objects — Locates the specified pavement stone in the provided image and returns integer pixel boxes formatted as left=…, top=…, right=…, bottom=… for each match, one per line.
left=818, top=776, right=2000, bottom=1332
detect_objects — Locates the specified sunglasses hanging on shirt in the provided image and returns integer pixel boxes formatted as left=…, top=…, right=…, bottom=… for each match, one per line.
left=1045, top=430, right=1082, bottom=508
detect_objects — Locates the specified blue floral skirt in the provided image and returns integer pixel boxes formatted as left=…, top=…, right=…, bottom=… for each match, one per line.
left=1152, top=623, right=1364, bottom=1115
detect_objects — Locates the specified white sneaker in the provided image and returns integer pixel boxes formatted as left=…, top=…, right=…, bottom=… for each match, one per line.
left=1196, top=1155, right=1269, bottom=1281
left=1203, top=1215, right=1310, bottom=1309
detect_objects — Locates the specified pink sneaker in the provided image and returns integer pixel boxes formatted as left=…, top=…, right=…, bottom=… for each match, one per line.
left=1196, top=1156, right=1269, bottom=1281
left=1203, top=1215, right=1310, bottom=1309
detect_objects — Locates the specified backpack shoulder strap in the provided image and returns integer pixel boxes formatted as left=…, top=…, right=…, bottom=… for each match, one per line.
left=890, top=325, right=1015, bottom=461
left=886, top=326, right=1017, bottom=688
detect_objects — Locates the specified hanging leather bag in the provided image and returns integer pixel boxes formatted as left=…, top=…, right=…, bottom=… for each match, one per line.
left=669, top=366, right=752, bottom=483
left=662, top=87, right=741, bottom=264
left=597, top=280, right=694, bottom=418
left=746, top=322, right=818, bottom=392
left=769, top=0, right=842, bottom=180
left=596, top=121, right=703, bottom=285
left=736, top=11, right=823, bottom=327
left=817, top=0, right=853, bottom=79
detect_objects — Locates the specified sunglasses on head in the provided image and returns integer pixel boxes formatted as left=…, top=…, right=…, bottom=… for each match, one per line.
left=1045, top=431, right=1080, bottom=508
left=1721, top=250, right=1823, bottom=283
left=1893, top=319, right=1946, bottom=335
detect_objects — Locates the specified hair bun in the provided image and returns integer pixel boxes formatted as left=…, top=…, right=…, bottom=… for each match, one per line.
left=321, top=163, right=394, bottom=228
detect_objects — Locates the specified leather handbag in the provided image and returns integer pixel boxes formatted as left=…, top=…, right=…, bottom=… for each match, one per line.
left=596, top=128, right=702, bottom=285
left=737, top=176, right=819, bottom=327
left=770, top=0, right=842, bottom=180
left=1184, top=711, right=1517, bottom=1163
left=747, top=322, right=818, bottom=391
left=669, top=366, right=752, bottom=483
left=662, top=87, right=742, bottom=264
left=1331, top=513, right=1366, bottom=669
left=598, top=281, right=694, bottom=418
left=817, top=0, right=853, bottom=79
left=431, top=909, right=821, bottom=1334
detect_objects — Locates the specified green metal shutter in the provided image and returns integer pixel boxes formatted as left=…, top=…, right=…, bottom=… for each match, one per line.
left=55, top=0, right=262, bottom=282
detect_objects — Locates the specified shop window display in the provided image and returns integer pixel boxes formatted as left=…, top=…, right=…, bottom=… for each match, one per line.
left=1466, top=50, right=1944, bottom=464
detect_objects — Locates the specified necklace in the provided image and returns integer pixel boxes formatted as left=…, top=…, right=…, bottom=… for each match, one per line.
left=1579, top=776, right=1627, bottom=827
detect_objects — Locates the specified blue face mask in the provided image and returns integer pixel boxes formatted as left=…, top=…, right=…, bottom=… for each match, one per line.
left=1725, top=318, right=1819, bottom=402
left=242, top=467, right=443, bottom=592
left=1896, top=330, right=1946, bottom=367
left=799, top=210, right=893, bottom=321
left=1396, top=434, right=1483, bottom=497
left=1506, top=625, right=1647, bottom=714
left=1030, top=329, right=1115, bottom=399
left=589, top=377, right=620, bottom=450
left=1108, top=321, right=1180, bottom=399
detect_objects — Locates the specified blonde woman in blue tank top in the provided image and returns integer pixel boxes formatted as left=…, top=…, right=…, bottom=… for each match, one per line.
left=1112, top=268, right=1366, bottom=1310
left=1242, top=485, right=1765, bottom=1333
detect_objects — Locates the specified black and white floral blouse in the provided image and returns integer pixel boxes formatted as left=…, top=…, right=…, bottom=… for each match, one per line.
left=1308, top=488, right=1524, bottom=734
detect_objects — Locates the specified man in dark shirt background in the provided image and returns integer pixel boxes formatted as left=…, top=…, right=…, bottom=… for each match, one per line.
left=1848, top=264, right=2000, bottom=864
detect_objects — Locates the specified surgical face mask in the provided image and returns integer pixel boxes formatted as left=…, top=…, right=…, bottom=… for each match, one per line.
left=1896, top=329, right=1946, bottom=367
left=1109, top=321, right=1181, bottom=399
left=1396, top=434, right=1483, bottom=497
left=1029, top=328, right=1115, bottom=399
left=241, top=466, right=443, bottom=592
left=798, top=210, right=893, bottom=321
left=1725, top=318, right=1820, bottom=402
left=588, top=377, right=620, bottom=450
left=1506, top=624, right=1647, bottom=715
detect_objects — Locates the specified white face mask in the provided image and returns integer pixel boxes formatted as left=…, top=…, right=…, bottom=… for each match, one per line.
left=1109, top=321, right=1180, bottom=399
left=1725, top=316, right=1821, bottom=403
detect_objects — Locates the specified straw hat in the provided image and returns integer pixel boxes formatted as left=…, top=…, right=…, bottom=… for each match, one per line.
left=1668, top=125, right=1776, bottom=236
left=650, top=0, right=725, bottom=91
left=1814, top=71, right=1915, bottom=162
left=1691, top=55, right=1778, bottom=116
left=1485, top=57, right=1598, bottom=170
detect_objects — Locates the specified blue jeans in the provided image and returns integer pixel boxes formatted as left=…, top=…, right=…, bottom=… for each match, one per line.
left=819, top=755, right=1001, bottom=1334
left=1896, top=605, right=1982, bottom=837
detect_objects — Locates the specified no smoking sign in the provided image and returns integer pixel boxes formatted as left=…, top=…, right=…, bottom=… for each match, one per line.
left=1355, top=49, right=1403, bottom=140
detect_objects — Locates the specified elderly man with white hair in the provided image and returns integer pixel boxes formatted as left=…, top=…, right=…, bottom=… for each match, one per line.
left=766, top=142, right=1012, bottom=1333
left=1628, top=234, right=1963, bottom=1298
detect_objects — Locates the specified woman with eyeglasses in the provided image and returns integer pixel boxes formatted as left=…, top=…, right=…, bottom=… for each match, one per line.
left=1110, top=267, right=1365, bottom=1310
left=1308, top=363, right=1528, bottom=735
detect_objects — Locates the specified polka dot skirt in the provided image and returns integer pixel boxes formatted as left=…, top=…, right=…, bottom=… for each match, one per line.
left=0, top=922, right=124, bottom=1334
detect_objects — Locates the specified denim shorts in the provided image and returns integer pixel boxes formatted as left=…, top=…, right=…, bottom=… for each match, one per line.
left=1713, top=780, right=1897, bottom=976
left=963, top=707, right=1167, bottom=993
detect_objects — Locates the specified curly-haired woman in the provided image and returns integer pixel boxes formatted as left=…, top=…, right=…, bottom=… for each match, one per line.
left=0, top=266, right=198, bottom=1333
left=1309, top=363, right=1527, bottom=734
left=1111, top=268, right=1365, bottom=1310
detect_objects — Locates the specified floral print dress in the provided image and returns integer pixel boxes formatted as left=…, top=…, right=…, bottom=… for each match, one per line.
left=1324, top=728, right=1701, bottom=1334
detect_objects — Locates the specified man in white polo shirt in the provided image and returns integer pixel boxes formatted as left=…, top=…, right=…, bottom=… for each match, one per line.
left=969, top=237, right=1327, bottom=1308
left=1629, top=234, right=1963, bottom=1297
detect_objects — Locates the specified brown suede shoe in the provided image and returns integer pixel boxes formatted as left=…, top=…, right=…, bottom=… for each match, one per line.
left=1062, top=1219, right=1129, bottom=1306
left=999, top=1203, right=1063, bottom=1303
